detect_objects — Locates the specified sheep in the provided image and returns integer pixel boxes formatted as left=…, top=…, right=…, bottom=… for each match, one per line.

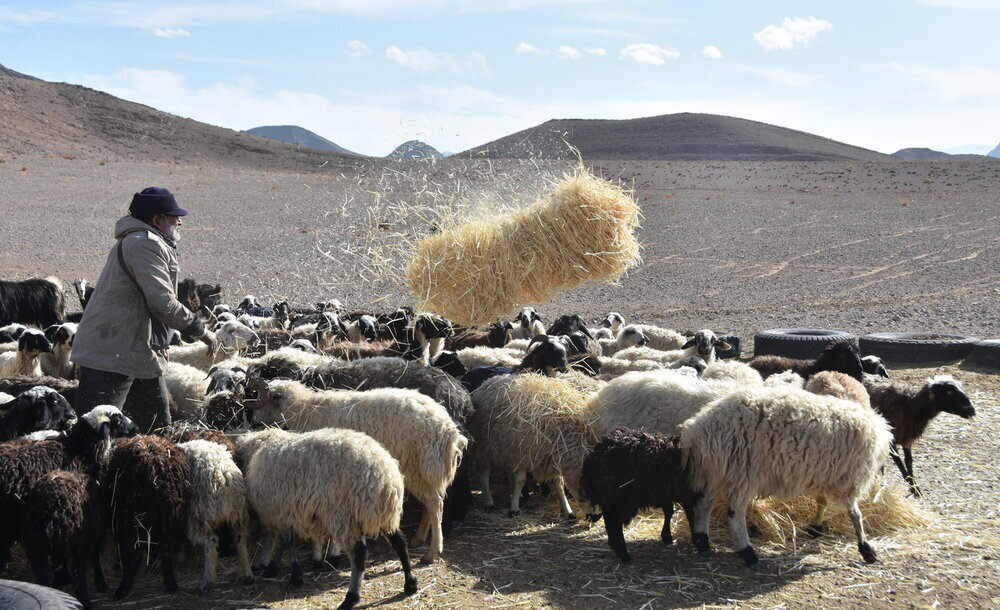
left=177, top=439, right=253, bottom=593
left=503, top=338, right=531, bottom=351
left=40, top=322, right=78, bottom=379
left=595, top=356, right=664, bottom=378
left=511, top=306, right=545, bottom=340
left=633, top=323, right=687, bottom=351
left=682, top=386, right=892, bottom=567
left=456, top=345, right=525, bottom=370
left=862, top=355, right=889, bottom=378
left=469, top=372, right=597, bottom=519
left=748, top=340, right=864, bottom=382
left=236, top=295, right=260, bottom=310
left=156, top=421, right=239, bottom=463
left=104, top=435, right=192, bottom=598
left=323, top=339, right=395, bottom=361
left=597, top=324, right=648, bottom=356
left=863, top=374, right=976, bottom=497
left=0, top=391, right=13, bottom=408
left=0, top=375, right=78, bottom=407
left=236, top=427, right=417, bottom=609
left=0, top=322, right=27, bottom=344
left=22, top=469, right=108, bottom=609
left=167, top=320, right=259, bottom=371
left=0, top=328, right=53, bottom=377
left=164, top=361, right=211, bottom=422
left=0, top=385, right=76, bottom=442
left=431, top=350, right=467, bottom=379
left=244, top=379, right=467, bottom=564
left=449, top=321, right=513, bottom=351
left=392, top=312, right=454, bottom=365
left=346, top=314, right=379, bottom=343
left=0, top=276, right=66, bottom=328
left=546, top=313, right=593, bottom=338
left=580, top=428, right=701, bottom=563
left=762, top=370, right=806, bottom=388
left=700, top=360, right=765, bottom=386
left=597, top=312, right=625, bottom=337
left=610, top=329, right=728, bottom=366
left=805, top=371, right=870, bottom=408
left=289, top=338, right=317, bottom=352
left=0, top=405, right=138, bottom=571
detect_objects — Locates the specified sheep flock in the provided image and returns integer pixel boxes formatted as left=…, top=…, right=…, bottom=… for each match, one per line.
left=0, top=276, right=992, bottom=609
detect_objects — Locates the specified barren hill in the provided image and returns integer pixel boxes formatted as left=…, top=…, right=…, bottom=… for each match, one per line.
left=0, top=76, right=363, bottom=172
left=387, top=140, right=442, bottom=158
left=461, top=112, right=895, bottom=162
left=0, top=63, right=40, bottom=80
left=892, top=147, right=951, bottom=160
left=244, top=125, right=359, bottom=156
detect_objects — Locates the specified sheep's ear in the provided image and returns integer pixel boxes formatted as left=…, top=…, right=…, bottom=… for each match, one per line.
left=681, top=338, right=696, bottom=349
left=98, top=421, right=112, bottom=441
left=715, top=341, right=732, bottom=351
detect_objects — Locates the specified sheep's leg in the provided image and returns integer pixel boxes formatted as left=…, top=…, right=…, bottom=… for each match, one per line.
left=889, top=442, right=909, bottom=489
left=728, top=502, right=760, bottom=568
left=660, top=502, right=675, bottom=545
left=553, top=478, right=576, bottom=520
left=507, top=470, right=527, bottom=518
left=411, top=510, right=431, bottom=548
left=92, top=543, right=108, bottom=592
left=257, top=532, right=281, bottom=575
left=603, top=514, right=631, bottom=562
left=312, top=538, right=338, bottom=571
left=479, top=468, right=495, bottom=511
left=287, top=534, right=303, bottom=589
left=419, top=495, right=445, bottom=565
left=690, top=492, right=715, bottom=556
left=847, top=497, right=878, bottom=564
left=236, top=529, right=254, bottom=585
left=903, top=447, right=921, bottom=498
left=160, top=531, right=180, bottom=593
left=339, top=539, right=367, bottom=610
left=387, top=529, right=418, bottom=596
left=114, top=533, right=139, bottom=599
left=199, top=534, right=219, bottom=594
left=25, top=541, right=51, bottom=586
left=806, top=494, right=829, bottom=538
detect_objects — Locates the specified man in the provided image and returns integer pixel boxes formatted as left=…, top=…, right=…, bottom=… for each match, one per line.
left=72, top=187, right=217, bottom=431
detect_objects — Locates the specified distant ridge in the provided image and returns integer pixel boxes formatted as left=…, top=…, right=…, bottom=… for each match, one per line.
left=245, top=125, right=359, bottom=156
left=990, top=142, right=1000, bottom=158
left=892, top=147, right=951, bottom=160
left=0, top=63, right=41, bottom=81
left=460, top=113, right=895, bottom=162
left=387, top=140, right=442, bottom=158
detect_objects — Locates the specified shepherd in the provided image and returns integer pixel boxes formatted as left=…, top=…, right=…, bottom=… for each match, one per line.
left=71, top=187, right=217, bottom=431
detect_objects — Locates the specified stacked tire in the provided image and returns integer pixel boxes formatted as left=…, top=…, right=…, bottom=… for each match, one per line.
left=859, top=332, right=979, bottom=364
left=753, top=329, right=856, bottom=360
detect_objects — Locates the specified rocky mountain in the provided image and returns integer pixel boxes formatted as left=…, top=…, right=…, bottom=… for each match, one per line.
left=387, top=140, right=442, bottom=158
left=990, top=142, right=1000, bottom=158
left=459, top=113, right=895, bottom=162
left=892, top=147, right=951, bottom=160
left=244, top=125, right=359, bottom=156
left=0, top=63, right=41, bottom=81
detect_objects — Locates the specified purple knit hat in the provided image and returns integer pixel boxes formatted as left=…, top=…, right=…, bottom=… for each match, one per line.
left=129, top=187, right=188, bottom=221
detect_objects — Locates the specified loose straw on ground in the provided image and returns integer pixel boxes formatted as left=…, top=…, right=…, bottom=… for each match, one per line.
left=406, top=167, right=641, bottom=326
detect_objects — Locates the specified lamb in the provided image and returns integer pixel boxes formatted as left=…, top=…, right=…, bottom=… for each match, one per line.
left=449, top=321, right=513, bottom=351
left=0, top=276, right=66, bottom=328
left=862, top=355, right=889, bottom=378
left=748, top=340, right=865, bottom=382
left=0, top=385, right=76, bottom=442
left=611, top=329, right=729, bottom=366
left=104, top=435, right=192, bottom=598
left=177, top=439, right=253, bottom=593
left=236, top=427, right=417, bottom=609
left=167, top=320, right=259, bottom=371
left=863, top=374, right=976, bottom=497
left=633, top=323, right=687, bottom=351
left=245, top=379, right=467, bottom=564
left=346, top=314, right=379, bottom=343
left=595, top=356, right=664, bottom=378
left=682, top=386, right=892, bottom=567
left=456, top=345, right=525, bottom=370
left=546, top=313, right=593, bottom=338
left=580, top=428, right=701, bottom=563
left=511, top=306, right=545, bottom=340
left=0, top=328, right=53, bottom=377
left=164, top=361, right=211, bottom=422
left=0, top=375, right=78, bottom=407
left=597, top=324, right=648, bottom=355
left=0, top=323, right=27, bottom=344
left=805, top=371, right=870, bottom=408
left=469, top=372, right=597, bottom=519
left=40, top=322, right=78, bottom=379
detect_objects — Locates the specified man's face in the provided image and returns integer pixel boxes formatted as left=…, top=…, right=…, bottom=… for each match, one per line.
left=153, top=214, right=182, bottom=242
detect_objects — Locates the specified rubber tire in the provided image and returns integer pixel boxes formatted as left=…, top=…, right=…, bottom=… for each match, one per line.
left=967, top=340, right=1000, bottom=369
left=753, top=329, right=856, bottom=360
left=715, top=334, right=741, bottom=360
left=0, top=579, right=83, bottom=610
left=859, top=332, right=979, bottom=364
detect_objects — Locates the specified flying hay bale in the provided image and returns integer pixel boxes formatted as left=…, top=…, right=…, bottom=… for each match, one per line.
left=406, top=168, right=641, bottom=326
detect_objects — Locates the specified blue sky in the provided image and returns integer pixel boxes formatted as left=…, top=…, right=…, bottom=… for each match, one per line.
left=1, top=0, right=999, bottom=156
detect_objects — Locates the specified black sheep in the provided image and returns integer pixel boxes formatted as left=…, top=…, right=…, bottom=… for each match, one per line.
left=546, top=313, right=594, bottom=339
left=0, top=386, right=76, bottom=442
left=0, top=277, right=66, bottom=328
left=0, top=375, right=79, bottom=408
left=581, top=428, right=703, bottom=563
left=748, top=340, right=864, bottom=382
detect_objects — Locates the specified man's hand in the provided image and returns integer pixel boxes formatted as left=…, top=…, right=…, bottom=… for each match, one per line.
left=200, top=329, right=219, bottom=353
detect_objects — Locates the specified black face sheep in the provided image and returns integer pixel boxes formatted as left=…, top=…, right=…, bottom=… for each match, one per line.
left=0, top=385, right=76, bottom=442
left=346, top=314, right=379, bottom=343
left=40, top=322, right=78, bottom=379
left=236, top=295, right=260, bottom=310
left=682, top=386, right=892, bottom=567
left=0, top=276, right=66, bottom=328
left=581, top=428, right=702, bottom=563
left=245, top=378, right=467, bottom=564
left=432, top=350, right=468, bottom=379
left=863, top=374, right=976, bottom=497
left=518, top=335, right=570, bottom=377
left=0, top=329, right=54, bottom=377
left=546, top=313, right=594, bottom=338
left=236, top=427, right=416, bottom=609
left=0, top=375, right=79, bottom=409
left=748, top=340, right=865, bottom=382
left=862, top=355, right=889, bottom=378
left=0, top=322, right=27, bottom=344
left=104, top=435, right=192, bottom=598
left=448, top=321, right=513, bottom=351
left=512, top=306, right=545, bottom=340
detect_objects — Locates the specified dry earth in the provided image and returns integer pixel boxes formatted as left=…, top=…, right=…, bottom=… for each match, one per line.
left=1, top=154, right=998, bottom=609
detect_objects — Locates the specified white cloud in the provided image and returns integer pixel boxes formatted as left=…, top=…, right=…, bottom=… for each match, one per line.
left=883, top=61, right=1000, bottom=101
left=153, top=27, right=189, bottom=38
left=385, top=46, right=490, bottom=75
left=734, top=64, right=819, bottom=88
left=346, top=40, right=370, bottom=58
left=584, top=47, right=607, bottom=56
left=557, top=45, right=581, bottom=59
left=618, top=43, right=679, bottom=66
left=754, top=16, right=832, bottom=51
left=516, top=41, right=541, bottom=55
left=702, top=45, right=722, bottom=59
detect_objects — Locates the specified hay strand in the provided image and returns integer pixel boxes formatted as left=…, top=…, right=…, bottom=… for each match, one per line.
left=406, top=167, right=641, bottom=326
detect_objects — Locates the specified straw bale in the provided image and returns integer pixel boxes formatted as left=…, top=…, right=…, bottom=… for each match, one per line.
left=407, top=168, right=641, bottom=326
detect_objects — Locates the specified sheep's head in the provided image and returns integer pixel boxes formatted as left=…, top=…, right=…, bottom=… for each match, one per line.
left=487, top=321, right=514, bottom=348
left=218, top=320, right=260, bottom=350
left=617, top=324, right=647, bottom=348
left=18, top=329, right=53, bottom=357
left=204, top=390, right=248, bottom=430
left=43, top=323, right=78, bottom=349
left=273, top=300, right=292, bottom=322
left=515, top=307, right=541, bottom=329
left=17, top=386, right=76, bottom=432
left=212, top=304, right=232, bottom=317
left=926, top=375, right=975, bottom=419
left=601, top=312, right=625, bottom=331
left=521, top=335, right=569, bottom=377
left=681, top=330, right=729, bottom=361
left=206, top=364, right=248, bottom=396
left=547, top=314, right=592, bottom=339
left=355, top=315, right=379, bottom=342
left=0, top=323, right=27, bottom=343
left=81, top=405, right=139, bottom=441
left=316, top=298, right=344, bottom=314
left=816, top=340, right=864, bottom=381
left=432, top=350, right=467, bottom=379
left=242, top=379, right=289, bottom=426
left=289, top=338, right=318, bottom=353
left=861, top=355, right=889, bottom=378
left=414, top=313, right=454, bottom=341
left=237, top=295, right=260, bottom=310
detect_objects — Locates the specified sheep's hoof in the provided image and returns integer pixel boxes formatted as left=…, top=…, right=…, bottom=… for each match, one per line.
left=661, top=534, right=674, bottom=546
left=198, top=583, right=211, bottom=595
left=692, top=532, right=713, bottom=556
left=404, top=575, right=418, bottom=595
left=737, top=546, right=760, bottom=569
left=288, top=564, right=303, bottom=589
left=483, top=504, right=496, bottom=513
left=563, top=512, right=577, bottom=522
left=337, top=590, right=360, bottom=610
left=909, top=485, right=923, bottom=499
left=859, top=542, right=879, bottom=564
left=418, top=554, right=435, bottom=566
left=263, top=561, right=280, bottom=578
left=806, top=524, right=827, bottom=539
left=507, top=509, right=520, bottom=518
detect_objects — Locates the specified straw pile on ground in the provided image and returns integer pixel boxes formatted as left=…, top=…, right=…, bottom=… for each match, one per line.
left=406, top=168, right=641, bottom=326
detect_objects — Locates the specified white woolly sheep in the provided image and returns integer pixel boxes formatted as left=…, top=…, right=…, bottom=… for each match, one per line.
left=597, top=324, right=648, bottom=356
left=164, top=361, right=211, bottom=422
left=762, top=370, right=806, bottom=388
left=167, top=320, right=259, bottom=371
left=595, top=356, right=664, bottom=379
left=511, top=307, right=545, bottom=340
left=682, top=386, right=892, bottom=567
left=613, top=329, right=729, bottom=366
left=805, top=371, right=870, bottom=408
left=236, top=427, right=416, bottom=609
left=633, top=323, right=687, bottom=351
left=245, top=379, right=467, bottom=564
left=40, top=322, right=78, bottom=379
left=0, top=328, right=53, bottom=377
left=456, top=345, right=525, bottom=370
left=177, top=439, right=253, bottom=593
